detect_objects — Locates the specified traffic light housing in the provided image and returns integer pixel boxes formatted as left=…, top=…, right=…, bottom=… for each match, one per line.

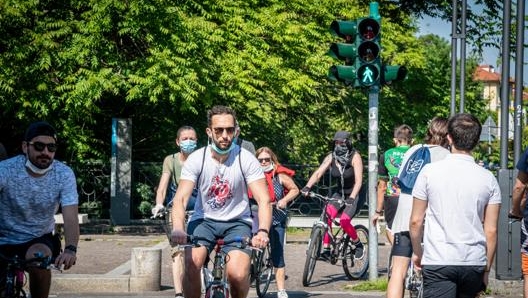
left=356, top=17, right=381, bottom=87
left=381, top=65, right=408, bottom=85
left=327, top=17, right=381, bottom=88
left=327, top=20, right=359, bottom=85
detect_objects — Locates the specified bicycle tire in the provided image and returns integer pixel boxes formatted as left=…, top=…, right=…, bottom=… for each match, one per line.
left=342, top=224, right=369, bottom=280
left=255, top=244, right=273, bottom=298
left=302, top=225, right=324, bottom=286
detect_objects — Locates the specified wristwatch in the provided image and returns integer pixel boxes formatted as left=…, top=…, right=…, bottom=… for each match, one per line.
left=375, top=209, right=384, bottom=215
left=65, top=245, right=77, bottom=253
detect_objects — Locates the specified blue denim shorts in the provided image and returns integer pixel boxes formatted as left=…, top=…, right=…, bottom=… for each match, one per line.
left=187, top=218, right=252, bottom=256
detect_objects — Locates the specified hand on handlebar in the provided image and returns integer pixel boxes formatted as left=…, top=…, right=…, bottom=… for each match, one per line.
left=301, top=186, right=310, bottom=197
left=171, top=228, right=187, bottom=245
left=151, top=204, right=165, bottom=217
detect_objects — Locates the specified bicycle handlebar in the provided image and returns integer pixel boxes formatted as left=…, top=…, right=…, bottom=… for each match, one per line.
left=0, top=252, right=56, bottom=270
left=307, top=191, right=348, bottom=205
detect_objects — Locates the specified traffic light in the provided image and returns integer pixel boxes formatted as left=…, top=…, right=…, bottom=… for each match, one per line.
left=327, top=16, right=381, bottom=88
left=327, top=20, right=360, bottom=86
left=356, top=17, right=381, bottom=87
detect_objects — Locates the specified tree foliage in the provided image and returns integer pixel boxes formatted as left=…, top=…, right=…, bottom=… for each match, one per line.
left=0, top=0, right=488, bottom=166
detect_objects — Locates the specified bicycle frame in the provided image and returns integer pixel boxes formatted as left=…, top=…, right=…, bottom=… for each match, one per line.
left=188, top=236, right=253, bottom=298
left=0, top=252, right=53, bottom=298
left=311, top=193, right=348, bottom=264
left=302, top=191, right=369, bottom=286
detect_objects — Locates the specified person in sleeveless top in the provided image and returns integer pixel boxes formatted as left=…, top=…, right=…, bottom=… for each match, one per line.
left=255, top=147, right=299, bottom=298
left=301, top=131, right=365, bottom=260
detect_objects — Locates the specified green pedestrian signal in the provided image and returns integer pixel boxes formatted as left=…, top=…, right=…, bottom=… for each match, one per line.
left=356, top=17, right=381, bottom=87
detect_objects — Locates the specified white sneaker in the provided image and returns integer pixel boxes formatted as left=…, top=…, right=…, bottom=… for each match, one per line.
left=277, top=289, right=289, bottom=298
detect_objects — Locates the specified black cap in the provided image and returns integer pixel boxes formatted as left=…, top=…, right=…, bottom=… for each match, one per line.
left=333, top=131, right=350, bottom=141
left=24, top=121, right=57, bottom=142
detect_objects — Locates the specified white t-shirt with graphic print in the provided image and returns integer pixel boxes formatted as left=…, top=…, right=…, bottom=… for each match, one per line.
left=181, top=146, right=264, bottom=224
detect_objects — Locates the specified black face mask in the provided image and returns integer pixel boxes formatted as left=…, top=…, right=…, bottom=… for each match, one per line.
left=334, top=144, right=348, bottom=157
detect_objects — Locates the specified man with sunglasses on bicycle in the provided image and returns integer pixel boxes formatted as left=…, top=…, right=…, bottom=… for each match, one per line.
left=0, top=121, right=79, bottom=298
left=171, top=105, right=272, bottom=298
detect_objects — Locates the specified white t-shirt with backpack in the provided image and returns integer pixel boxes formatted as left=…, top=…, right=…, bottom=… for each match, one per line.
left=391, top=144, right=450, bottom=234
left=181, top=145, right=264, bottom=224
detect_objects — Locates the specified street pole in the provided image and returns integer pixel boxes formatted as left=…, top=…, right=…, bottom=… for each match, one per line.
left=368, top=85, right=379, bottom=280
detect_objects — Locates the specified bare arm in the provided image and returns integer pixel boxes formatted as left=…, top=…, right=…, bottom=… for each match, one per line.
left=56, top=205, right=79, bottom=269
left=373, top=180, right=387, bottom=226
left=409, top=198, right=427, bottom=261
left=511, top=171, right=528, bottom=217
left=278, top=173, right=300, bottom=207
left=249, top=178, right=272, bottom=231
left=170, top=179, right=195, bottom=243
left=62, top=205, right=80, bottom=249
left=349, top=152, right=363, bottom=199
left=155, top=172, right=171, bottom=206
left=249, top=178, right=272, bottom=248
left=483, top=203, right=500, bottom=272
left=304, top=154, right=332, bottom=189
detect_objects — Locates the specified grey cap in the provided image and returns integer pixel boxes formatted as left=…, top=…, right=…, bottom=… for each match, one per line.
left=333, top=131, right=350, bottom=141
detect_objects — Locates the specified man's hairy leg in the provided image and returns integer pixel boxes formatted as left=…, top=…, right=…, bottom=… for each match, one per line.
left=183, top=246, right=207, bottom=298
left=226, top=250, right=251, bottom=298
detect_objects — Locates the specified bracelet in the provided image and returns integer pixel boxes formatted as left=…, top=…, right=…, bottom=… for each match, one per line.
left=257, top=228, right=269, bottom=235
left=65, top=245, right=77, bottom=253
left=375, top=209, right=383, bottom=215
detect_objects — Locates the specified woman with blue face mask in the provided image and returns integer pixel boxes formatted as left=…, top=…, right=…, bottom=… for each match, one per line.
left=152, top=125, right=197, bottom=298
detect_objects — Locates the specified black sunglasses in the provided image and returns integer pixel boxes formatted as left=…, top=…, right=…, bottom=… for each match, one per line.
left=212, top=127, right=236, bottom=135
left=258, top=157, right=271, bottom=163
left=28, top=141, right=57, bottom=152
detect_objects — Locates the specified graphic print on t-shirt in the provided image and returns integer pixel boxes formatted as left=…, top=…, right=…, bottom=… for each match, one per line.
left=206, top=173, right=232, bottom=210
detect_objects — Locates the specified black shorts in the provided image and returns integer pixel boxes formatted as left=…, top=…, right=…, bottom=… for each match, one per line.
left=0, top=233, right=61, bottom=261
left=422, top=265, right=486, bottom=298
left=391, top=231, right=412, bottom=258
left=383, top=195, right=399, bottom=230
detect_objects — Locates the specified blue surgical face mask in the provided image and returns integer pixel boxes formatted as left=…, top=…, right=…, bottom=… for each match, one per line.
left=211, top=141, right=235, bottom=155
left=180, top=139, right=197, bottom=154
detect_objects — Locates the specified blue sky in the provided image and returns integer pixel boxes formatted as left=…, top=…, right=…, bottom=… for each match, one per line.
left=418, top=15, right=527, bottom=85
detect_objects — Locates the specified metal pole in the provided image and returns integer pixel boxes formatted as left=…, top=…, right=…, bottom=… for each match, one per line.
left=368, top=85, right=379, bottom=280
left=459, top=0, right=467, bottom=113
left=500, top=0, right=512, bottom=169
left=450, top=0, right=459, bottom=116
left=513, top=0, right=525, bottom=162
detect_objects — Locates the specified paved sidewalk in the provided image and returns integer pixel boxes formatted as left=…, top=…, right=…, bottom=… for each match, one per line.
left=49, top=224, right=523, bottom=297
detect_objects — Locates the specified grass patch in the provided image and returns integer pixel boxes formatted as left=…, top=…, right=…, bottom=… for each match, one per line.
left=286, top=227, right=309, bottom=234
left=344, top=278, right=388, bottom=292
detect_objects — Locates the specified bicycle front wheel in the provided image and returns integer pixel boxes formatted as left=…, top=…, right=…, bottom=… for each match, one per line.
left=255, top=244, right=273, bottom=298
left=342, top=224, right=369, bottom=280
left=302, top=225, right=324, bottom=286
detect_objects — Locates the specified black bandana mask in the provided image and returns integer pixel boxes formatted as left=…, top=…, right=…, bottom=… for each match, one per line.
left=333, top=144, right=350, bottom=165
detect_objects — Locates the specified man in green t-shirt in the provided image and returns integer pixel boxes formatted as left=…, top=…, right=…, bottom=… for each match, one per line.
left=373, top=124, right=413, bottom=245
